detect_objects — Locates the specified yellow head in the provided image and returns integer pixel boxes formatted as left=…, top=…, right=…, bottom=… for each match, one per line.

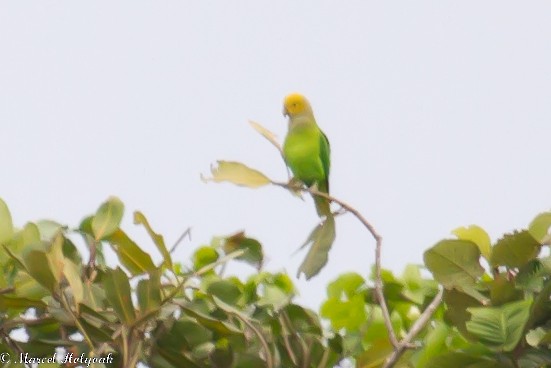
left=283, top=93, right=313, bottom=118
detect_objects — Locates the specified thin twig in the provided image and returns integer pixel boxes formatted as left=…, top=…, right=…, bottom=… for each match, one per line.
left=59, top=288, right=95, bottom=351
left=0, top=316, right=56, bottom=331
left=121, top=325, right=129, bottom=368
left=87, top=239, right=97, bottom=276
left=283, top=310, right=308, bottom=365
left=383, top=287, right=444, bottom=368
left=274, top=180, right=447, bottom=366
left=232, top=312, right=274, bottom=368
left=170, top=227, right=192, bottom=254
left=125, top=249, right=246, bottom=334
left=316, top=349, right=330, bottom=368
left=0, top=329, right=31, bottom=368
left=272, top=181, right=399, bottom=348
left=302, top=183, right=445, bottom=363
left=0, top=287, right=14, bottom=295
left=278, top=314, right=298, bottom=365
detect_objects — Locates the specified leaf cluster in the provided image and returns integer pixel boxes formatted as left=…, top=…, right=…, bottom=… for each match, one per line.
left=0, top=197, right=341, bottom=368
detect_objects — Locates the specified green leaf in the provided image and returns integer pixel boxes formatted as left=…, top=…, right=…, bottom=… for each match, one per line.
left=490, top=230, right=541, bottom=268
left=202, top=161, right=271, bottom=188
left=192, top=246, right=219, bottom=271
left=297, top=216, right=336, bottom=279
left=48, top=232, right=65, bottom=281
left=415, top=322, right=451, bottom=368
left=152, top=347, right=202, bottom=368
left=320, top=295, right=366, bottom=331
left=489, top=273, right=523, bottom=306
left=63, top=259, right=84, bottom=309
left=466, top=298, right=532, bottom=351
left=78, top=317, right=113, bottom=343
left=424, top=239, right=484, bottom=291
left=181, top=306, right=241, bottom=335
left=137, top=269, right=162, bottom=314
left=518, top=349, right=551, bottom=368
left=401, top=264, right=433, bottom=305
left=79, top=303, right=115, bottom=325
left=23, top=246, right=58, bottom=292
left=102, top=267, right=136, bottom=324
left=92, top=196, right=124, bottom=241
left=355, top=337, right=394, bottom=368
left=515, top=259, right=546, bottom=292
left=159, top=318, right=212, bottom=351
left=13, top=271, right=50, bottom=300
left=443, top=289, right=482, bottom=340
left=362, top=307, right=403, bottom=345
left=79, top=215, right=94, bottom=236
left=0, top=197, right=14, bottom=244
left=2, top=222, right=40, bottom=265
left=0, top=295, right=46, bottom=309
left=271, top=273, right=295, bottom=295
left=222, top=232, right=263, bottom=269
left=526, top=279, right=551, bottom=329
left=453, top=225, right=492, bottom=261
left=206, top=279, right=242, bottom=306
left=134, top=211, right=172, bottom=269
left=61, top=237, right=82, bottom=266
left=81, top=282, right=107, bottom=311
left=106, top=229, right=156, bottom=276
left=326, top=272, right=366, bottom=300
left=35, top=220, right=65, bottom=241
left=256, top=284, right=291, bottom=311
left=425, top=353, right=501, bottom=368
left=528, top=212, right=551, bottom=244
left=232, top=354, right=267, bottom=368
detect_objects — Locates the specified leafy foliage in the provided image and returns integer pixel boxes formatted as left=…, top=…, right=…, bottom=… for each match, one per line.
left=0, top=197, right=341, bottom=368
left=2, top=118, right=551, bottom=367
left=0, top=197, right=550, bottom=367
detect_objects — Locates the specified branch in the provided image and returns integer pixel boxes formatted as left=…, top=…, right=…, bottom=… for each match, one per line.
left=277, top=315, right=298, bottom=365
left=0, top=287, right=14, bottom=295
left=59, top=288, right=95, bottom=351
left=232, top=313, right=274, bottom=368
left=0, top=328, right=31, bottom=368
left=274, top=180, right=445, bottom=366
left=383, top=287, right=444, bottom=368
left=272, top=181, right=399, bottom=348
left=126, top=249, right=246, bottom=333
left=170, top=227, right=192, bottom=254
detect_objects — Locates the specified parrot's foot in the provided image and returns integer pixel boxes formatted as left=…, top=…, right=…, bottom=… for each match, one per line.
left=287, top=177, right=304, bottom=189
left=287, top=177, right=305, bottom=199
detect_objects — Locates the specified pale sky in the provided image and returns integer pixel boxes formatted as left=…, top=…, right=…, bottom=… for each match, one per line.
left=2, top=2, right=551, bottom=308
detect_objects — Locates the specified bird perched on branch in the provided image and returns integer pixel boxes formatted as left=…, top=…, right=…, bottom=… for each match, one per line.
left=282, top=93, right=332, bottom=217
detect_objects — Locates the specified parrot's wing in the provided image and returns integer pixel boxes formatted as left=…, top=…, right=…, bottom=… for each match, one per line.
left=319, top=130, right=331, bottom=192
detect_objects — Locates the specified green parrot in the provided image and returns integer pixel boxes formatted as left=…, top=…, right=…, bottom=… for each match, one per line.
left=282, top=93, right=332, bottom=217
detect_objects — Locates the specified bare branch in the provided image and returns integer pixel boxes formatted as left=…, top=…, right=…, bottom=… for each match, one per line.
left=272, top=181, right=399, bottom=348
left=170, top=227, right=192, bottom=254
left=0, top=329, right=31, bottom=368
left=0, top=287, right=14, bottom=295
left=383, top=287, right=444, bottom=368
left=273, top=181, right=445, bottom=365
left=232, top=312, right=275, bottom=368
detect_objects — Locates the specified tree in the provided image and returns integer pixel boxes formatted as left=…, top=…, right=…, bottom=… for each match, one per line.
left=0, top=122, right=550, bottom=367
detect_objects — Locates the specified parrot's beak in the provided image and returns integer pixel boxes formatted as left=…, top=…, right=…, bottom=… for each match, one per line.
left=282, top=107, right=288, bottom=117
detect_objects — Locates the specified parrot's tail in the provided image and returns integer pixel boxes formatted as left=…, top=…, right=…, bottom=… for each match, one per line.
left=314, top=195, right=331, bottom=217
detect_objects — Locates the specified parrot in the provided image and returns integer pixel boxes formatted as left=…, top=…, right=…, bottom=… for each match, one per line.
left=282, top=93, right=332, bottom=217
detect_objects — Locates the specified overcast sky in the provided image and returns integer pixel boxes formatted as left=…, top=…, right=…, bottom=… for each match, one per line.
left=1, top=2, right=550, bottom=308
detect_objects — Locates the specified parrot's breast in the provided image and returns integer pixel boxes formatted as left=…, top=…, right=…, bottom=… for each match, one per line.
left=283, top=127, right=325, bottom=186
